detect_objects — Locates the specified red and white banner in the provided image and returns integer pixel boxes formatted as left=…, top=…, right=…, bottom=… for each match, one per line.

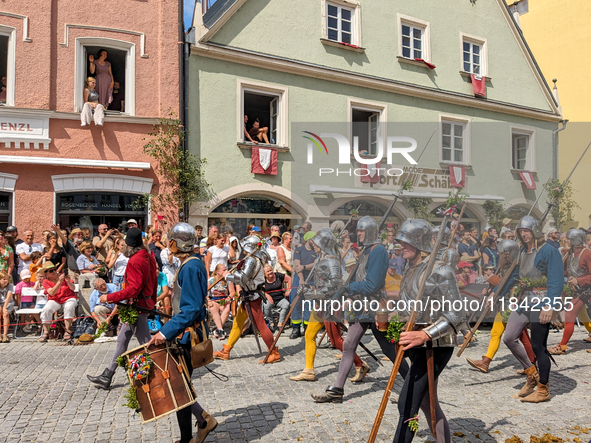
left=471, top=74, right=486, bottom=98
left=519, top=171, right=536, bottom=189
left=449, top=165, right=465, bottom=188
left=360, top=162, right=381, bottom=183
left=251, top=147, right=277, bottom=175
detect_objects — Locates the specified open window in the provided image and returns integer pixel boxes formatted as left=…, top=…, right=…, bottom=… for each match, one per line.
left=511, top=127, right=535, bottom=171
left=239, top=80, right=288, bottom=147
left=349, top=99, right=386, bottom=158
left=75, top=37, right=136, bottom=115
left=0, top=26, right=16, bottom=106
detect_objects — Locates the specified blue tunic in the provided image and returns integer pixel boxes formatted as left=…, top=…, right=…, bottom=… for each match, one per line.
left=349, top=244, right=389, bottom=295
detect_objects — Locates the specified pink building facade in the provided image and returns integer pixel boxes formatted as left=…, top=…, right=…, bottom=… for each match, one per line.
left=0, top=0, right=179, bottom=238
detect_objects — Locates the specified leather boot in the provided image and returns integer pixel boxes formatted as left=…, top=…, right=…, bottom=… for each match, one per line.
left=259, top=347, right=281, bottom=364
left=466, top=355, right=492, bottom=373
left=193, top=410, right=218, bottom=443
left=521, top=382, right=550, bottom=403
left=311, top=386, right=344, bottom=403
left=350, top=361, right=370, bottom=382
left=289, top=368, right=316, bottom=381
left=516, top=366, right=539, bottom=397
left=87, top=368, right=114, bottom=390
left=290, top=326, right=302, bottom=339
left=213, top=344, right=231, bottom=360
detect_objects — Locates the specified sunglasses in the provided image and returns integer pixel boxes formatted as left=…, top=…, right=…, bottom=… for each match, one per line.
left=45, top=269, right=57, bottom=273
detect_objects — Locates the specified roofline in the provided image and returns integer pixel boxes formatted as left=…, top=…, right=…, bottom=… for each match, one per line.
left=192, top=41, right=563, bottom=122
left=200, top=0, right=248, bottom=43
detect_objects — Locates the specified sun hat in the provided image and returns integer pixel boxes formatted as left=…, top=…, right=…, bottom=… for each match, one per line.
left=303, top=231, right=316, bottom=242
left=457, top=261, right=472, bottom=268
left=20, top=269, right=32, bottom=279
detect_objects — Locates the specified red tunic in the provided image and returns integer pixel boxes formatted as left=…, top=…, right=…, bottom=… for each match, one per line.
left=106, top=248, right=158, bottom=309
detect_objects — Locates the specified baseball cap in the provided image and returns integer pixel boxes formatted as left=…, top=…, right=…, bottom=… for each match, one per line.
left=457, top=261, right=472, bottom=268
left=126, top=219, right=138, bottom=225
left=199, top=238, right=207, bottom=248
left=303, top=231, right=316, bottom=242
left=388, top=259, right=397, bottom=269
left=251, top=226, right=261, bottom=232
left=6, top=225, right=17, bottom=232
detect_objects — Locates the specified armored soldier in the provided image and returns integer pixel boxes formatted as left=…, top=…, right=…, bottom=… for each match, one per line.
left=312, top=216, right=388, bottom=403
left=212, top=235, right=281, bottom=363
left=147, top=223, right=217, bottom=443
left=549, top=228, right=591, bottom=354
left=290, top=228, right=367, bottom=382
left=499, top=216, right=563, bottom=403
left=466, top=239, right=536, bottom=373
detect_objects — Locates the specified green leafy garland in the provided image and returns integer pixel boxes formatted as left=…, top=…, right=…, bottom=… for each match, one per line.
left=501, top=308, right=512, bottom=323
left=116, top=355, right=127, bottom=368
left=385, top=315, right=404, bottom=344
left=562, top=285, right=573, bottom=298
left=123, top=386, right=140, bottom=412
left=515, top=276, right=548, bottom=291
left=118, top=305, right=139, bottom=325
left=93, top=321, right=108, bottom=339
left=445, top=191, right=469, bottom=209
left=407, top=414, right=419, bottom=432
left=401, top=179, right=414, bottom=192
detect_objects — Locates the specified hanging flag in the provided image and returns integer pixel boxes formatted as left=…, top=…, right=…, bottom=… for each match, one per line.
left=360, top=162, right=381, bottom=183
left=471, top=74, right=486, bottom=97
left=519, top=171, right=536, bottom=189
left=414, top=58, right=436, bottom=69
left=251, top=147, right=277, bottom=175
left=449, top=165, right=465, bottom=188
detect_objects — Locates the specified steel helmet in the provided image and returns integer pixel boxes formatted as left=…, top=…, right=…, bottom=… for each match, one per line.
left=516, top=215, right=543, bottom=243
left=356, top=216, right=379, bottom=246
left=241, top=235, right=262, bottom=254
left=497, top=239, right=519, bottom=258
left=312, top=228, right=338, bottom=256
left=168, top=223, right=197, bottom=253
left=432, top=226, right=451, bottom=247
left=566, top=228, right=586, bottom=247
left=442, top=248, right=460, bottom=271
left=396, top=219, right=433, bottom=252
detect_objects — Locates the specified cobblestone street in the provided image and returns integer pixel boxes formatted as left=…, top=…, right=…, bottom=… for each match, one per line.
left=0, top=327, right=590, bottom=443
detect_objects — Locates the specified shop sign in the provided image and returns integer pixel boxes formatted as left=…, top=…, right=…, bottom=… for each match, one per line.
left=358, top=165, right=453, bottom=192
left=0, top=110, right=51, bottom=149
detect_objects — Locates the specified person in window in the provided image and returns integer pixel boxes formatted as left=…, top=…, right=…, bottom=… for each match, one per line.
left=110, top=81, right=125, bottom=112
left=80, top=77, right=105, bottom=126
left=0, top=76, right=6, bottom=102
left=88, top=49, right=114, bottom=108
left=243, top=115, right=259, bottom=144
left=248, top=118, right=271, bottom=144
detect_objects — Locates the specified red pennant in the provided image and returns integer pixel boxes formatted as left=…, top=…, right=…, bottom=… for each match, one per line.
left=519, top=171, right=536, bottom=189
left=449, top=165, right=465, bottom=188
left=251, top=147, right=277, bottom=175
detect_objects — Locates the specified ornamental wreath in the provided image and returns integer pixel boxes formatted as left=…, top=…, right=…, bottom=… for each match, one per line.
left=127, top=353, right=153, bottom=381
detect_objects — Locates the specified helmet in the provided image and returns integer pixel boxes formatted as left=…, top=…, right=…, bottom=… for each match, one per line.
left=432, top=226, right=451, bottom=247
left=566, top=228, right=586, bottom=247
left=516, top=215, right=542, bottom=243
left=395, top=219, right=433, bottom=252
left=442, top=248, right=460, bottom=271
left=356, top=216, right=379, bottom=246
left=312, top=228, right=338, bottom=256
left=168, top=223, right=197, bottom=253
left=241, top=235, right=262, bottom=254
left=498, top=239, right=519, bottom=258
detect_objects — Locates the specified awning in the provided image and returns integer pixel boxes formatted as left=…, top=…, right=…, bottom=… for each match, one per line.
left=0, top=155, right=151, bottom=170
left=310, top=185, right=505, bottom=201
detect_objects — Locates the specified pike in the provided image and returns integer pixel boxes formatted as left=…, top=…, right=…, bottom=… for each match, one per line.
left=367, top=196, right=457, bottom=443
left=458, top=138, right=591, bottom=357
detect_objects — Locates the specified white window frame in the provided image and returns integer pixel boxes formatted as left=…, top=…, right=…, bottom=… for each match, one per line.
left=397, top=14, right=431, bottom=62
left=460, top=32, right=488, bottom=77
left=74, top=37, right=136, bottom=115
left=0, top=26, right=17, bottom=107
left=348, top=98, right=388, bottom=158
left=439, top=114, right=471, bottom=166
left=510, top=126, right=535, bottom=172
left=321, top=0, right=362, bottom=47
left=237, top=79, right=288, bottom=148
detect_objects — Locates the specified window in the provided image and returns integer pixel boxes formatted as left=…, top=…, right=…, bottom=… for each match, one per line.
left=326, top=2, right=354, bottom=44
left=0, top=26, right=16, bottom=106
left=440, top=116, right=470, bottom=165
left=75, top=37, right=136, bottom=115
left=398, top=15, right=430, bottom=62
left=239, top=80, right=288, bottom=147
left=512, top=133, right=529, bottom=170
left=351, top=102, right=385, bottom=157
left=461, top=33, right=487, bottom=76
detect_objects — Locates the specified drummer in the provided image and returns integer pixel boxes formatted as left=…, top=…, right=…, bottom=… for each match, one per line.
left=147, top=223, right=217, bottom=443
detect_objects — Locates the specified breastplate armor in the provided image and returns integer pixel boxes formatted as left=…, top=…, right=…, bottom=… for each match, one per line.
left=519, top=250, right=546, bottom=303
left=307, top=255, right=341, bottom=300
left=567, top=253, right=591, bottom=301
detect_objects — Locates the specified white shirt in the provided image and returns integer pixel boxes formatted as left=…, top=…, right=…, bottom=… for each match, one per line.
left=15, top=242, right=44, bottom=274
left=208, top=245, right=229, bottom=272
left=113, top=252, right=129, bottom=277
left=160, top=248, right=181, bottom=288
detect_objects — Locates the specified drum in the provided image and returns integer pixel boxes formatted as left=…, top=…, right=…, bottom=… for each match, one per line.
left=121, top=342, right=196, bottom=423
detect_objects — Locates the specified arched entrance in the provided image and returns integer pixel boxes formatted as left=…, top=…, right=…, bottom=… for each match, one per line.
left=430, top=203, right=483, bottom=232
left=208, top=194, right=301, bottom=237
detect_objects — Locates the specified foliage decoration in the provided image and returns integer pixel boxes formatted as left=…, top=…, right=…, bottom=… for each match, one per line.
left=123, top=386, right=140, bottom=412
left=545, top=178, right=580, bottom=229
left=385, top=315, right=405, bottom=344
left=407, top=198, right=433, bottom=221
left=483, top=200, right=506, bottom=233
left=118, top=305, right=139, bottom=325
left=445, top=191, right=469, bottom=209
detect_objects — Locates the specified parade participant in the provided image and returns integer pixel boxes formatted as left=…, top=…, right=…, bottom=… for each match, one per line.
left=548, top=228, right=591, bottom=354
left=500, top=216, right=563, bottom=402
left=290, top=231, right=318, bottom=339
left=87, top=227, right=157, bottom=390
left=146, top=223, right=217, bottom=443
left=311, top=216, right=388, bottom=403
left=466, top=239, right=536, bottom=373
left=290, top=228, right=368, bottom=382
left=212, top=235, right=281, bottom=363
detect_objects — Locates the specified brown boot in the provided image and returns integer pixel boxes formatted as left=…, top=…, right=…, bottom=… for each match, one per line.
left=516, top=365, right=539, bottom=397
left=521, top=382, right=550, bottom=403
left=213, top=344, right=231, bottom=360
left=466, top=356, right=491, bottom=373
left=349, top=361, right=370, bottom=382
left=259, top=347, right=281, bottom=364
left=289, top=368, right=316, bottom=381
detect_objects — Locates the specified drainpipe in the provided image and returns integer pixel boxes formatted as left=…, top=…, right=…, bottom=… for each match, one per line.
left=552, top=119, right=568, bottom=180
left=178, top=0, right=187, bottom=221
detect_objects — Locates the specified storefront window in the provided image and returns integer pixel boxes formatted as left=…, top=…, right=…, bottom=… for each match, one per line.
left=0, top=192, right=12, bottom=232
left=57, top=193, right=147, bottom=235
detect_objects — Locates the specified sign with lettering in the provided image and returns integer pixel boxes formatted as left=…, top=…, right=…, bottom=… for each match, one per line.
left=0, top=110, right=51, bottom=149
left=357, top=165, right=454, bottom=192
left=58, top=193, right=146, bottom=213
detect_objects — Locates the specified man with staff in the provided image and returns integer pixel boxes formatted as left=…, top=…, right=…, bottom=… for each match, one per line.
left=147, top=223, right=217, bottom=443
